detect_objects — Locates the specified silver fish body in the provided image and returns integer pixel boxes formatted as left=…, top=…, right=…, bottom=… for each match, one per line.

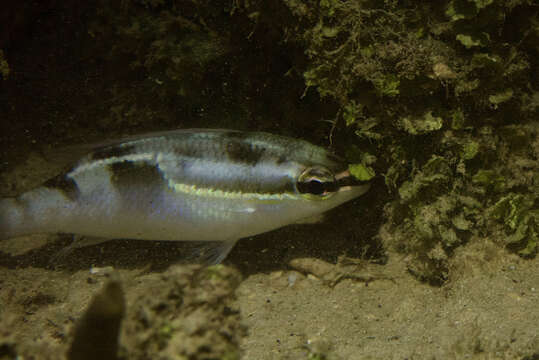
left=0, top=129, right=369, bottom=262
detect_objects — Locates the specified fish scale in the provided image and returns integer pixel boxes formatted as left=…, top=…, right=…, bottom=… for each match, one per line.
left=0, top=129, right=370, bottom=263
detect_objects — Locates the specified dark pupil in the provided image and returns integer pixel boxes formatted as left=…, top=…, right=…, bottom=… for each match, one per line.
left=306, top=179, right=325, bottom=195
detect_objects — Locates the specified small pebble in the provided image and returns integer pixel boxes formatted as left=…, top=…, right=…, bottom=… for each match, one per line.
left=288, top=273, right=297, bottom=287
left=89, top=266, right=115, bottom=276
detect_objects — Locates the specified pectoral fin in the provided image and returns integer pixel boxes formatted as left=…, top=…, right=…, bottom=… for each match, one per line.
left=50, top=235, right=112, bottom=267
left=181, top=239, right=238, bottom=265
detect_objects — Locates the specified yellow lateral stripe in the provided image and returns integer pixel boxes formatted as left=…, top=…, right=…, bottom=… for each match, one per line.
left=168, top=180, right=298, bottom=201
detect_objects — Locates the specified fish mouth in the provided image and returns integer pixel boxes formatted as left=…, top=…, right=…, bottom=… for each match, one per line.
left=334, top=170, right=371, bottom=192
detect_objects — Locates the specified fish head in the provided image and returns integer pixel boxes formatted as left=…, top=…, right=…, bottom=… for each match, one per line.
left=264, top=136, right=370, bottom=222
left=232, top=136, right=371, bottom=238
left=289, top=162, right=370, bottom=218
left=295, top=165, right=369, bottom=202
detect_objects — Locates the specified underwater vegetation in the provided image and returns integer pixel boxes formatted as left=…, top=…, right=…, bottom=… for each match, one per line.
left=53, top=0, right=539, bottom=283
left=64, top=265, right=243, bottom=360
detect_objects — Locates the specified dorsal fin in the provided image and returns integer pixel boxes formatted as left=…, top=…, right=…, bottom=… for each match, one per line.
left=43, top=128, right=241, bottom=166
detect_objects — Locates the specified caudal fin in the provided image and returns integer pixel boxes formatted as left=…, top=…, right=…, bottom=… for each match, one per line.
left=1, top=185, right=77, bottom=240
left=0, top=197, right=26, bottom=240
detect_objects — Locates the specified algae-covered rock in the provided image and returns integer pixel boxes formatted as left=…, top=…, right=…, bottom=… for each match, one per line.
left=242, top=0, right=538, bottom=282
left=68, top=277, right=125, bottom=360
left=122, top=264, right=245, bottom=360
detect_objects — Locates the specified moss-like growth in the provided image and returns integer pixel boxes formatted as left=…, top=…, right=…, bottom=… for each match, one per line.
left=472, top=170, right=505, bottom=193
left=253, top=0, right=539, bottom=283
left=489, top=194, right=538, bottom=256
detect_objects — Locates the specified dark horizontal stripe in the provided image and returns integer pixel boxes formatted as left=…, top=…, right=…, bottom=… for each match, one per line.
left=225, top=140, right=266, bottom=166
left=171, top=135, right=271, bottom=168
left=109, top=161, right=165, bottom=189
left=90, top=144, right=136, bottom=161
left=43, top=172, right=80, bottom=201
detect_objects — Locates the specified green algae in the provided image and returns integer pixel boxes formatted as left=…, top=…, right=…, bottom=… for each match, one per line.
left=348, top=163, right=375, bottom=182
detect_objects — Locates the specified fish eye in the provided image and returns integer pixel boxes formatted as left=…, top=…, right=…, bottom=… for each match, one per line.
left=296, top=166, right=337, bottom=198
left=304, top=178, right=325, bottom=195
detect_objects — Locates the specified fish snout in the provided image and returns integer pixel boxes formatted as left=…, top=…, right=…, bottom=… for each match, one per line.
left=334, top=170, right=371, bottom=193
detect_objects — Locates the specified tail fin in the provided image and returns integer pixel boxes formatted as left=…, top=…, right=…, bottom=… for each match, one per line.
left=1, top=187, right=75, bottom=240
left=0, top=197, right=26, bottom=240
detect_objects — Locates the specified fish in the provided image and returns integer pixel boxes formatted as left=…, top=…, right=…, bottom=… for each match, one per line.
left=0, top=129, right=370, bottom=263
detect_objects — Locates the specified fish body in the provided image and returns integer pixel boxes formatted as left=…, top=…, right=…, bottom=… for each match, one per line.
left=0, top=129, right=369, bottom=262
